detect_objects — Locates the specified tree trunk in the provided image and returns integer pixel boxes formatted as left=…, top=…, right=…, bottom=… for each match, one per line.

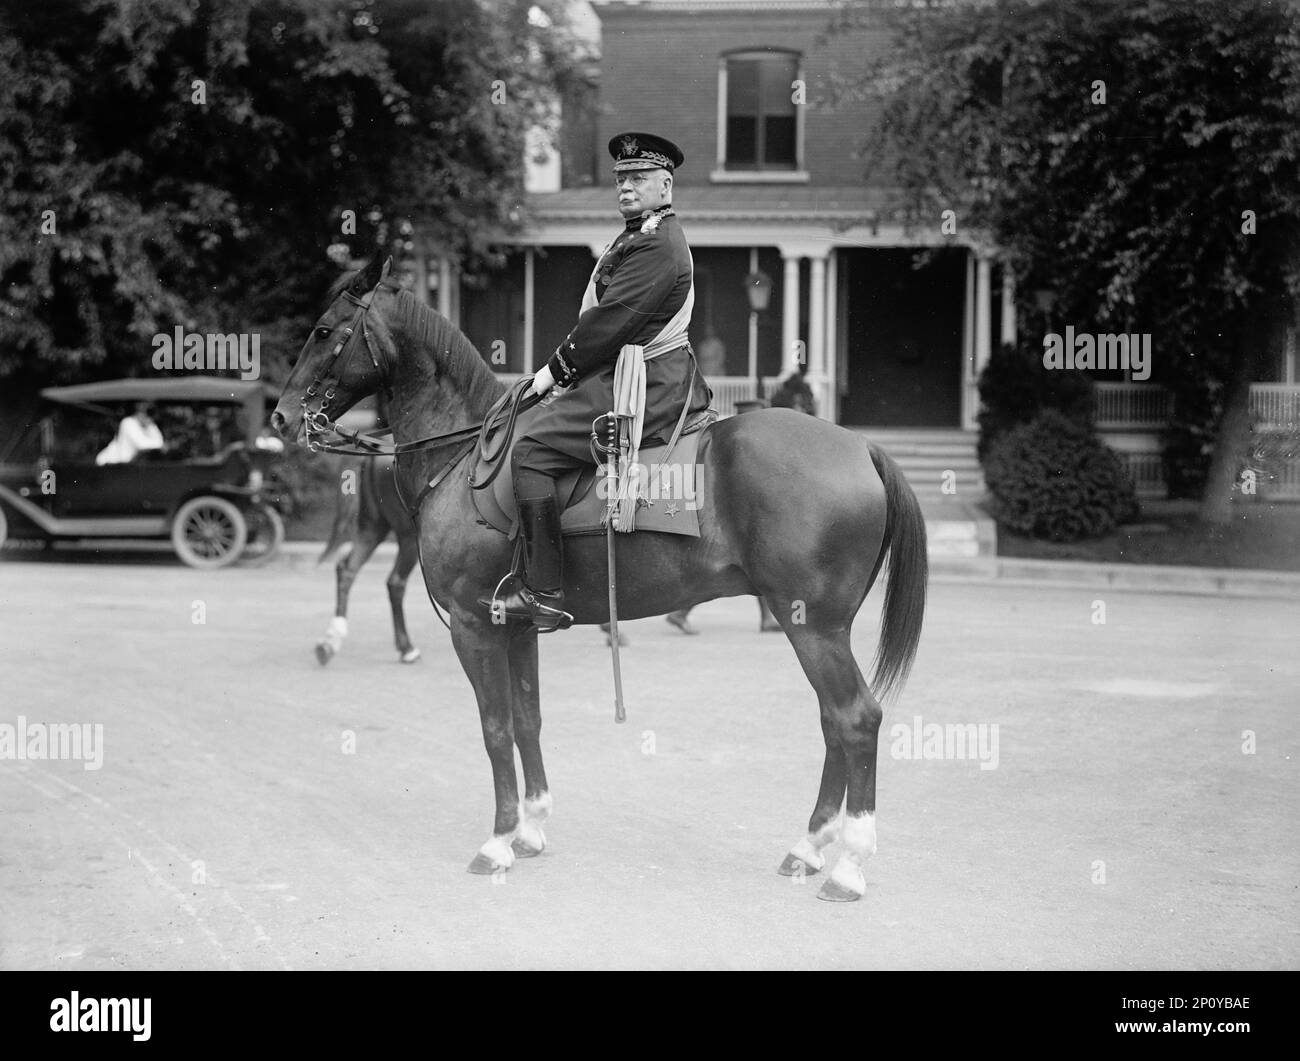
left=1198, top=311, right=1273, bottom=525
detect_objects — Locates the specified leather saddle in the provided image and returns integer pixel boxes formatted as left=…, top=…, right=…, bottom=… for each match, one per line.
left=470, top=406, right=717, bottom=539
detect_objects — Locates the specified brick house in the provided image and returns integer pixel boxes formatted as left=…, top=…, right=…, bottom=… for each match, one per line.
left=430, top=0, right=1299, bottom=500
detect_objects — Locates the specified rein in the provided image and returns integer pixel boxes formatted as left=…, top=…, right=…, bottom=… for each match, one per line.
left=300, top=275, right=541, bottom=468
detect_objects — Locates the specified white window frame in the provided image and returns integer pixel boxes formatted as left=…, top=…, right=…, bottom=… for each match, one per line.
left=712, top=49, right=809, bottom=183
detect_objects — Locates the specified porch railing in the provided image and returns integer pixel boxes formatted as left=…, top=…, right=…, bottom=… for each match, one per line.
left=1093, top=382, right=1172, bottom=430
left=1251, top=383, right=1300, bottom=429
left=1094, top=381, right=1300, bottom=431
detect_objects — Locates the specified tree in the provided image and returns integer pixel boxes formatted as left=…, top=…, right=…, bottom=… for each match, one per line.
left=827, top=0, right=1300, bottom=523
left=0, top=0, right=581, bottom=401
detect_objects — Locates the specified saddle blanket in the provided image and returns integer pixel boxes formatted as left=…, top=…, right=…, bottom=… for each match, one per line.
left=471, top=411, right=713, bottom=539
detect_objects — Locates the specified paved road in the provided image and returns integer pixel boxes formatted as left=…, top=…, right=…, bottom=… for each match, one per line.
left=1, top=552, right=1297, bottom=969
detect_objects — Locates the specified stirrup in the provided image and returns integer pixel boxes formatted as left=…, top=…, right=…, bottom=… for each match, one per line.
left=479, top=574, right=573, bottom=631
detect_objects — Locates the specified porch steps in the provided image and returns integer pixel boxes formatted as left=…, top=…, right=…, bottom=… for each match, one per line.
left=849, top=429, right=996, bottom=572
left=855, top=428, right=986, bottom=501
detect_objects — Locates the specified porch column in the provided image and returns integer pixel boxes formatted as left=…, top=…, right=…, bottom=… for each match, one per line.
left=975, top=255, right=992, bottom=376
left=824, top=250, right=838, bottom=421
left=438, top=257, right=453, bottom=320
left=781, top=254, right=801, bottom=384
left=808, top=255, right=827, bottom=383
left=410, top=240, right=430, bottom=304
left=523, top=247, right=536, bottom=373
left=961, top=252, right=976, bottom=429
left=1000, top=265, right=1017, bottom=349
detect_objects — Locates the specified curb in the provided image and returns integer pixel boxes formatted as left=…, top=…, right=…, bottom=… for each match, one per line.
left=936, top=557, right=1300, bottom=600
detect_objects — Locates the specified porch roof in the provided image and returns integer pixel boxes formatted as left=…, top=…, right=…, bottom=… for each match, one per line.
left=525, top=184, right=899, bottom=224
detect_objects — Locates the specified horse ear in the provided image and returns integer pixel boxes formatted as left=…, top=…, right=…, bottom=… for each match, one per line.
left=380, top=256, right=393, bottom=280
left=348, top=252, right=386, bottom=296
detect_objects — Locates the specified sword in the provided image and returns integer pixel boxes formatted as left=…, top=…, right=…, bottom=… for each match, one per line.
left=604, top=411, right=627, bottom=723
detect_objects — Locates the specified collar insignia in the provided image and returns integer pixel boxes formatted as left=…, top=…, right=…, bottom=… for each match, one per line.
left=640, top=207, right=672, bottom=234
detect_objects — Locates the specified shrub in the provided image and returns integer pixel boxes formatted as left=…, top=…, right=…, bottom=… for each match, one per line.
left=976, top=337, right=1095, bottom=460
left=985, top=409, right=1140, bottom=541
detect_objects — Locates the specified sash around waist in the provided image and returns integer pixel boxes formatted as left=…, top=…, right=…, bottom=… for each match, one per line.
left=641, top=340, right=692, bottom=364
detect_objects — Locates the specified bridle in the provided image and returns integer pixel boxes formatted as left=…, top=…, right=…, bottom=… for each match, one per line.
left=294, top=273, right=543, bottom=511
left=300, top=277, right=403, bottom=457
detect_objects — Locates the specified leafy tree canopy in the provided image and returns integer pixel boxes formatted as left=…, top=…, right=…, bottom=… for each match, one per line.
left=0, top=0, right=583, bottom=389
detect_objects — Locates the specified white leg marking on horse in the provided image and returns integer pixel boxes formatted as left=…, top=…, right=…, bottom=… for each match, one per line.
left=515, top=793, right=551, bottom=854
left=788, top=837, right=825, bottom=872
left=524, top=791, right=552, bottom=824
left=322, top=616, right=348, bottom=650
left=479, top=834, right=516, bottom=870
left=842, top=811, right=877, bottom=858
left=786, top=814, right=840, bottom=871
left=827, top=812, right=876, bottom=896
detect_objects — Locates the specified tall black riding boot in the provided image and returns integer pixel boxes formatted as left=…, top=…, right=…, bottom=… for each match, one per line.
left=479, top=494, right=572, bottom=631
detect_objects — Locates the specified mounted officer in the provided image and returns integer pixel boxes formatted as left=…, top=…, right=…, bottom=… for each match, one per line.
left=481, top=131, right=712, bottom=629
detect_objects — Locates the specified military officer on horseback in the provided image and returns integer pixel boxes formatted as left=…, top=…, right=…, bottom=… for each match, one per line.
left=482, top=131, right=712, bottom=629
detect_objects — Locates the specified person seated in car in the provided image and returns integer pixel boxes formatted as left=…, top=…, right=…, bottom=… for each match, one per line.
left=95, top=402, right=165, bottom=465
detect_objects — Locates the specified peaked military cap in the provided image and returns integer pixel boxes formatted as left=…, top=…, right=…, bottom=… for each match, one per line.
left=609, top=131, right=685, bottom=173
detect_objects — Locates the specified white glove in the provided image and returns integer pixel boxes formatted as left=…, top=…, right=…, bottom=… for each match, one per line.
left=532, top=365, right=556, bottom=397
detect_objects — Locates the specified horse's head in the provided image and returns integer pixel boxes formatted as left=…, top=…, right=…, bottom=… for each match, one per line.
left=272, top=253, right=400, bottom=447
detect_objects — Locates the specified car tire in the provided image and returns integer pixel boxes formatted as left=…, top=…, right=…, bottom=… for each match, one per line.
left=171, top=496, right=248, bottom=569
left=239, top=503, right=285, bottom=567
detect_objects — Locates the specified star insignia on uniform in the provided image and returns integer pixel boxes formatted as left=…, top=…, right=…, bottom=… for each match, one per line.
left=665, top=502, right=680, bottom=518
left=568, top=342, right=576, bottom=350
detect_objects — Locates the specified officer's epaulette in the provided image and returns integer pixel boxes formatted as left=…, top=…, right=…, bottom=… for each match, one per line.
left=639, top=209, right=674, bottom=235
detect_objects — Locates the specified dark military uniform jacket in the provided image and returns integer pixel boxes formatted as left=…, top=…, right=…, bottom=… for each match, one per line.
left=520, top=205, right=711, bottom=469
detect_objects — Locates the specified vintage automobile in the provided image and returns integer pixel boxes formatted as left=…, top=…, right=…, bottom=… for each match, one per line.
left=0, top=377, right=287, bottom=568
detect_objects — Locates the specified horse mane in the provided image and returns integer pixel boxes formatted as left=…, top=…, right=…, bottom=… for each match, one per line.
left=388, top=289, right=507, bottom=418
left=326, top=270, right=507, bottom=418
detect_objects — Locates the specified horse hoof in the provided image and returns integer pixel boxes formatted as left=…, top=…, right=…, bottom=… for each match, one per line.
left=314, top=642, right=334, bottom=665
left=467, top=853, right=509, bottom=876
left=399, top=648, right=421, bottom=664
left=777, top=854, right=820, bottom=877
left=816, top=880, right=863, bottom=903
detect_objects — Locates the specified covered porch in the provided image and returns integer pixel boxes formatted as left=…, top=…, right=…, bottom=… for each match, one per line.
left=438, top=186, right=1006, bottom=430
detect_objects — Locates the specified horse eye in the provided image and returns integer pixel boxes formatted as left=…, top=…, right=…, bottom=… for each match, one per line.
left=314, top=326, right=332, bottom=340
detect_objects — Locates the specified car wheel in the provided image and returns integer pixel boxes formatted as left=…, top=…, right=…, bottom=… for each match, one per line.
left=171, top=496, right=248, bottom=569
left=239, top=503, right=285, bottom=567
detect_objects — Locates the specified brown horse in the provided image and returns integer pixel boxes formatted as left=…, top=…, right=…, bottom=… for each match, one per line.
left=272, top=256, right=928, bottom=902
left=314, top=454, right=423, bottom=666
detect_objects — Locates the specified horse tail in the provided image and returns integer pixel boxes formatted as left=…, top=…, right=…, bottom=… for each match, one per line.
left=866, top=444, right=928, bottom=703
left=318, top=458, right=362, bottom=565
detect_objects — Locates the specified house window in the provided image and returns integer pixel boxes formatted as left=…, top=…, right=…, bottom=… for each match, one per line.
left=723, top=51, right=799, bottom=170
